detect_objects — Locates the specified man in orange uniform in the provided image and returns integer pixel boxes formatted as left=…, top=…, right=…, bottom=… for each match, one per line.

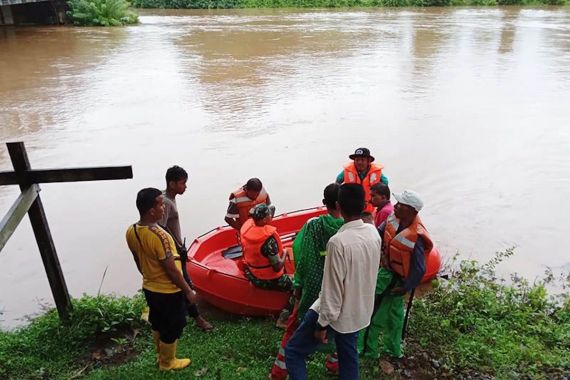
left=225, top=178, right=272, bottom=230
left=358, top=190, right=433, bottom=359
left=240, top=203, right=292, bottom=291
left=335, top=148, right=388, bottom=214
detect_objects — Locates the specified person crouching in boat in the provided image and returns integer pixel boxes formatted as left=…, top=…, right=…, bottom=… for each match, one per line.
left=357, top=190, right=433, bottom=360
left=240, top=203, right=293, bottom=291
left=225, top=178, right=272, bottom=230
left=269, top=183, right=345, bottom=380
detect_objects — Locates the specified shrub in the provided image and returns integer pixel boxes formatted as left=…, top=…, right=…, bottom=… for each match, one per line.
left=67, top=0, right=139, bottom=25
left=410, top=249, right=570, bottom=378
left=469, top=0, right=496, bottom=5
left=496, top=0, right=520, bottom=4
left=542, top=0, right=565, bottom=4
left=411, top=0, right=450, bottom=6
left=380, top=0, right=409, bottom=6
left=0, top=294, right=146, bottom=379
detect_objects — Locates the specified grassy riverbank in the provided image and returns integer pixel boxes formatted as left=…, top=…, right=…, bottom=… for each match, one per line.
left=1, top=251, right=568, bottom=379
left=131, top=0, right=565, bottom=9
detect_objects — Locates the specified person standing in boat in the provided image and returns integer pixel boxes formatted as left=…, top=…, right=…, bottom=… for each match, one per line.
left=285, top=184, right=381, bottom=380
left=125, top=188, right=194, bottom=371
left=159, top=165, right=213, bottom=332
left=358, top=190, right=433, bottom=360
left=225, top=178, right=272, bottom=230
left=335, top=148, right=388, bottom=214
left=270, top=183, right=344, bottom=380
left=240, top=203, right=292, bottom=291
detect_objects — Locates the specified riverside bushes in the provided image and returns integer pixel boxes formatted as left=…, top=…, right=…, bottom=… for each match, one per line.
left=0, top=253, right=568, bottom=379
left=0, top=294, right=146, bottom=379
left=67, top=0, right=139, bottom=26
left=410, top=249, right=570, bottom=378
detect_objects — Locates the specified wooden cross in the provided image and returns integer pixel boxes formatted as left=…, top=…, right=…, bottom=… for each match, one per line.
left=0, top=142, right=132, bottom=322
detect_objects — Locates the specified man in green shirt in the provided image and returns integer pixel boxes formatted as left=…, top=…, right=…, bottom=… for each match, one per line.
left=270, top=183, right=344, bottom=380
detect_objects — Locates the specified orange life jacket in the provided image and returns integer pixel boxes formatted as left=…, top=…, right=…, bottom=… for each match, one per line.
left=240, top=218, right=284, bottom=280
left=230, top=186, right=269, bottom=227
left=342, top=162, right=384, bottom=213
left=383, top=213, right=434, bottom=279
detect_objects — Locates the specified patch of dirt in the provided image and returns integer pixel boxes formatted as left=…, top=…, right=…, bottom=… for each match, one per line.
left=85, top=326, right=140, bottom=367
left=375, top=341, right=494, bottom=380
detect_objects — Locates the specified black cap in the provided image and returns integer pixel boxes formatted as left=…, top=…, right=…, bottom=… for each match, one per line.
left=349, top=147, right=375, bottom=162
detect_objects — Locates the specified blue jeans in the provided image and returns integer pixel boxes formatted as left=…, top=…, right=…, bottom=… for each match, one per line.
left=285, top=309, right=359, bottom=380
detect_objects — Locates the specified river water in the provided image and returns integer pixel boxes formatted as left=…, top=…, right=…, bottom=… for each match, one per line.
left=1, top=7, right=569, bottom=328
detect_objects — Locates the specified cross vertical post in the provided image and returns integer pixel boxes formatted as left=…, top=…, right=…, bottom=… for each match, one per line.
left=7, top=142, right=72, bottom=322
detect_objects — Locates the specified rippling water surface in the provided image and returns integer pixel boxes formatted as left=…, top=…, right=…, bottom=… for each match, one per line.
left=1, top=8, right=569, bottom=327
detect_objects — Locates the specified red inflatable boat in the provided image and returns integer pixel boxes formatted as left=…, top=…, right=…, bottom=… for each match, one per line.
left=187, top=207, right=442, bottom=316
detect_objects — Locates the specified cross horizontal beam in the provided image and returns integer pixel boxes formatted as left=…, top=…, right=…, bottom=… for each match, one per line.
left=0, top=166, right=133, bottom=186
left=0, top=184, right=40, bottom=252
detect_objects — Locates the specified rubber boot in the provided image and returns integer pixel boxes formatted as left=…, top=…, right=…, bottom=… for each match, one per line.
left=158, top=340, right=191, bottom=370
left=152, top=330, right=160, bottom=363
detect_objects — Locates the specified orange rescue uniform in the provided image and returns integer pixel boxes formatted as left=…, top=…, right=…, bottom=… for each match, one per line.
left=240, top=218, right=284, bottom=280
left=382, top=213, right=434, bottom=279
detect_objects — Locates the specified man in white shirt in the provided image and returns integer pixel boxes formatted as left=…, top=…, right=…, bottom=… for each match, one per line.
left=285, top=183, right=381, bottom=380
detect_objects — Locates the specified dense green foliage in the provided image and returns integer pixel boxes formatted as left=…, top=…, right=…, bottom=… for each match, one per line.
left=0, top=294, right=146, bottom=379
left=1, top=253, right=568, bottom=379
left=67, top=0, right=139, bottom=26
left=131, top=0, right=564, bottom=8
left=410, top=249, right=570, bottom=378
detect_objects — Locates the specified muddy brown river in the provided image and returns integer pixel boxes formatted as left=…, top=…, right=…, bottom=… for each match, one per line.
left=1, top=7, right=569, bottom=328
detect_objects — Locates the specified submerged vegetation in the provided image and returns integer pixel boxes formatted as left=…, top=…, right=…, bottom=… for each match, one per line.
left=67, top=0, right=139, bottom=26
left=131, top=0, right=565, bottom=9
left=0, top=251, right=568, bottom=379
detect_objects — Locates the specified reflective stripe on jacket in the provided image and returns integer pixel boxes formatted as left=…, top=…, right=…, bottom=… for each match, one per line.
left=383, top=213, right=433, bottom=279
left=342, top=162, right=384, bottom=213
left=230, top=187, right=269, bottom=227
left=240, top=218, right=284, bottom=280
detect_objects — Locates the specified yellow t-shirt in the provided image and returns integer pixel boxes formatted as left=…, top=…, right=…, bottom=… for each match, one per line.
left=125, top=223, right=183, bottom=294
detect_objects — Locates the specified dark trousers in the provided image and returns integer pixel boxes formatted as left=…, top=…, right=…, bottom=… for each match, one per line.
left=285, top=310, right=359, bottom=380
left=143, top=289, right=187, bottom=343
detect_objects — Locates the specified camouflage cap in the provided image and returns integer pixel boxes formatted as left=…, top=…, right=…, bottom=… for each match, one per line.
left=250, top=203, right=271, bottom=221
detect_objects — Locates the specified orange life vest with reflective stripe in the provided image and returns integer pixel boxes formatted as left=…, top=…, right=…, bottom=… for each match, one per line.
left=240, top=218, right=284, bottom=280
left=383, top=213, right=433, bottom=279
left=230, top=187, right=269, bottom=227
left=342, top=162, right=384, bottom=213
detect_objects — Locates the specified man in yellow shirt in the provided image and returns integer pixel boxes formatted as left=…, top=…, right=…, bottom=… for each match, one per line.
left=126, top=187, right=196, bottom=371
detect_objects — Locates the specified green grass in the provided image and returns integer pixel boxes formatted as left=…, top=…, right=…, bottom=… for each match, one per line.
left=410, top=249, right=570, bottom=379
left=1, top=251, right=569, bottom=379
